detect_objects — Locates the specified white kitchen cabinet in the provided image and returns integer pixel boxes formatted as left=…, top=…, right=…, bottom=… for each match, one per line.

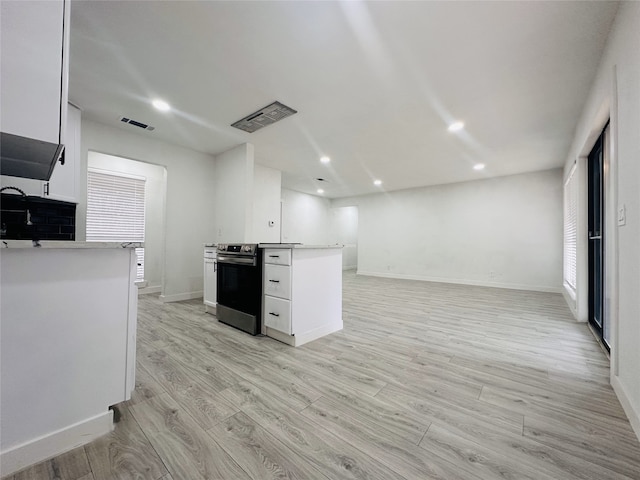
left=263, top=248, right=291, bottom=265
left=261, top=245, right=343, bottom=346
left=0, top=243, right=138, bottom=475
left=204, top=246, right=217, bottom=313
left=44, top=104, right=80, bottom=202
left=1, top=104, right=80, bottom=202
left=0, top=1, right=74, bottom=197
left=264, top=295, right=292, bottom=335
left=264, top=264, right=292, bottom=299
left=0, top=0, right=69, bottom=144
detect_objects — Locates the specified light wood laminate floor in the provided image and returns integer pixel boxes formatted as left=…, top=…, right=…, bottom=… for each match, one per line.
left=6, top=272, right=640, bottom=479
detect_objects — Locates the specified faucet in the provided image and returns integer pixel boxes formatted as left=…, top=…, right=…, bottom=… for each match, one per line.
left=0, top=186, right=39, bottom=243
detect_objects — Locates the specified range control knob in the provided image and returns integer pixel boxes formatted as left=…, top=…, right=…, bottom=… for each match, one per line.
left=243, top=245, right=252, bottom=252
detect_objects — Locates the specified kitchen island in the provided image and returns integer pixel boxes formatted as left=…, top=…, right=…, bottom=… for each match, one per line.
left=259, top=244, right=342, bottom=346
left=0, top=241, right=140, bottom=475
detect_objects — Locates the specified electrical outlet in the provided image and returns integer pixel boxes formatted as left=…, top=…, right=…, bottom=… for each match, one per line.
left=618, top=204, right=626, bottom=226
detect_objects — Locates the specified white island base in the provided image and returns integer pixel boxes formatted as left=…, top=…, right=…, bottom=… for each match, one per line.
left=0, top=242, right=139, bottom=476
left=260, top=244, right=343, bottom=347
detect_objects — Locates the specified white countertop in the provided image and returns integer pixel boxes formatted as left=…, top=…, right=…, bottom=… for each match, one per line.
left=259, top=243, right=343, bottom=249
left=1, top=240, right=143, bottom=249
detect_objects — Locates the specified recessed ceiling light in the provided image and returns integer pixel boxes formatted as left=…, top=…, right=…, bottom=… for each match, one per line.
left=317, top=189, right=324, bottom=194
left=448, top=121, right=464, bottom=132
left=473, top=163, right=485, bottom=170
left=320, top=156, right=331, bottom=164
left=152, top=99, right=171, bottom=112
left=373, top=179, right=382, bottom=186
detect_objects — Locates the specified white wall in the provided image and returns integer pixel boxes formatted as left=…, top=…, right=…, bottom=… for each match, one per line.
left=562, top=2, right=640, bottom=439
left=79, top=119, right=216, bottom=301
left=332, top=169, right=563, bottom=292
left=88, top=152, right=166, bottom=292
left=251, top=164, right=281, bottom=243
left=281, top=188, right=331, bottom=245
left=214, top=144, right=253, bottom=243
left=329, top=206, right=358, bottom=269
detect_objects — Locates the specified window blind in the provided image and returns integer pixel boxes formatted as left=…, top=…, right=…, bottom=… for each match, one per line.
left=563, top=164, right=577, bottom=296
left=87, top=169, right=146, bottom=281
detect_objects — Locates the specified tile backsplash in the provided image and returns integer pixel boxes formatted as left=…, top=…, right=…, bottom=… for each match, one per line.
left=1, top=194, right=76, bottom=241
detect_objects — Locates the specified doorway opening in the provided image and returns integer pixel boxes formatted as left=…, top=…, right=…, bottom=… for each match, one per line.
left=87, top=151, right=167, bottom=294
left=329, top=206, right=358, bottom=271
left=587, top=123, right=610, bottom=351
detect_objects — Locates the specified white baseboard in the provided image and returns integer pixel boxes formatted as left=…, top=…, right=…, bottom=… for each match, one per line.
left=356, top=270, right=562, bottom=294
left=205, top=303, right=216, bottom=314
left=611, top=375, right=640, bottom=443
left=159, top=290, right=203, bottom=303
left=343, top=265, right=357, bottom=271
left=561, top=288, right=580, bottom=321
left=0, top=410, right=113, bottom=477
left=138, top=285, right=161, bottom=295
left=266, top=323, right=343, bottom=348
left=265, top=327, right=295, bottom=346
left=294, top=322, right=343, bottom=347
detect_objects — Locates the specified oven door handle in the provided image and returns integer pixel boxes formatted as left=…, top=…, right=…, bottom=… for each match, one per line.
left=217, top=255, right=257, bottom=266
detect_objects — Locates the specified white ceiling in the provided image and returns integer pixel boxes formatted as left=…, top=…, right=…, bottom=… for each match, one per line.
left=69, top=1, right=618, bottom=198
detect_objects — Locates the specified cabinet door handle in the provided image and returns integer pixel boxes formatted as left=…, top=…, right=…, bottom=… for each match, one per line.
left=269, top=279, right=280, bottom=283
left=269, top=255, right=280, bottom=258
left=269, top=312, right=280, bottom=317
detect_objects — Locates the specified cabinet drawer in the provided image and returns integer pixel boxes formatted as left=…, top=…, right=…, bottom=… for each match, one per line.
left=264, top=295, right=292, bottom=335
left=264, top=248, right=291, bottom=265
left=264, top=264, right=291, bottom=300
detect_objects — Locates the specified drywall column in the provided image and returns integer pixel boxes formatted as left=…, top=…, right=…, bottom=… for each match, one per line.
left=251, top=164, right=281, bottom=243
left=214, top=143, right=255, bottom=243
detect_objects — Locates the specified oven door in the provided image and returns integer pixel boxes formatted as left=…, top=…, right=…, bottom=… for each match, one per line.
left=216, top=255, right=261, bottom=317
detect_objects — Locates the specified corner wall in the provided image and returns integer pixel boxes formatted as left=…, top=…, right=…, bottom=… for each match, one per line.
left=79, top=119, right=216, bottom=301
left=332, top=169, right=563, bottom=292
left=251, top=164, right=281, bottom=243
left=562, top=2, right=640, bottom=439
left=214, top=144, right=254, bottom=243
left=281, top=189, right=331, bottom=245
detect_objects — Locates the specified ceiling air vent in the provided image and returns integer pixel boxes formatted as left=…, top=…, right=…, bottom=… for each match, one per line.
left=119, top=116, right=155, bottom=131
left=231, top=101, right=297, bottom=133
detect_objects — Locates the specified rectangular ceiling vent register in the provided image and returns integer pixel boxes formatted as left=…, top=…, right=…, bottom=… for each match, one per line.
left=119, top=116, right=155, bottom=131
left=231, top=101, right=297, bottom=133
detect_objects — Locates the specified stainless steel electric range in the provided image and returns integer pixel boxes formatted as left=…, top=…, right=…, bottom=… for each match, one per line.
left=215, top=243, right=263, bottom=335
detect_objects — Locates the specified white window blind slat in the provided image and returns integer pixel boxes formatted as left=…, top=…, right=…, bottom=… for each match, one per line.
left=87, top=169, right=146, bottom=281
left=563, top=165, right=577, bottom=296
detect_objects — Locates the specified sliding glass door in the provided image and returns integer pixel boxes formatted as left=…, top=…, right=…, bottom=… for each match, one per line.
left=587, top=125, right=609, bottom=351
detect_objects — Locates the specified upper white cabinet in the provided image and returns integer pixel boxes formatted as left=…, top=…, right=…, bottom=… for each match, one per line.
left=0, top=0, right=74, bottom=199
left=0, top=103, right=80, bottom=201
left=45, top=104, right=80, bottom=202
left=0, top=0, right=69, bottom=143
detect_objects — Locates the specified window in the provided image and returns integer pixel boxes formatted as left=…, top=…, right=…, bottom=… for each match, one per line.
left=87, top=168, right=146, bottom=281
left=563, top=164, right=577, bottom=297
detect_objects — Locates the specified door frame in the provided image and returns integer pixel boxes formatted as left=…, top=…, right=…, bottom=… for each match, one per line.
left=587, top=125, right=609, bottom=351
